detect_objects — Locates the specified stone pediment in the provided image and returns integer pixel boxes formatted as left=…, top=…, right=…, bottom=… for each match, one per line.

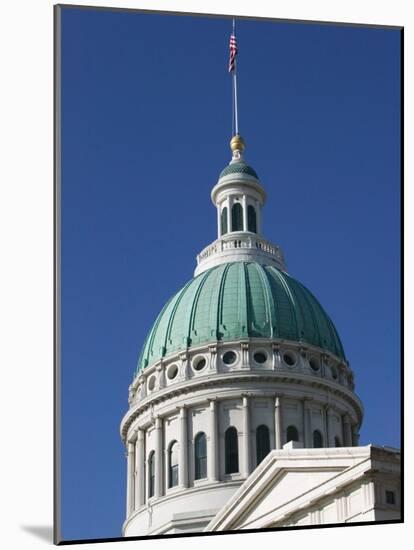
left=205, top=445, right=400, bottom=531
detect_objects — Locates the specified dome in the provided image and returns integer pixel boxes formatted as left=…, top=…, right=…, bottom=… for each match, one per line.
left=137, top=261, right=345, bottom=374
left=219, top=161, right=259, bottom=179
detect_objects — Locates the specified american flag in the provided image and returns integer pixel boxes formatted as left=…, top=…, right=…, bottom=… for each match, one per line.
left=228, top=33, right=238, bottom=73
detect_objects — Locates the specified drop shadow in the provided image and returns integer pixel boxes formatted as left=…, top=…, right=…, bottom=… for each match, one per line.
left=21, top=525, right=54, bottom=543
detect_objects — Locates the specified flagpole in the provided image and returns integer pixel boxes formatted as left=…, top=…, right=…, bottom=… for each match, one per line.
left=232, top=18, right=239, bottom=136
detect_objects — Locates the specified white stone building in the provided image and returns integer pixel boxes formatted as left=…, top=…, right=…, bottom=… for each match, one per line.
left=120, top=135, right=400, bottom=536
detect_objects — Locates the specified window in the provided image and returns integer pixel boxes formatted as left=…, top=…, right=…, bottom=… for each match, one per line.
left=193, top=356, right=207, bottom=371
left=148, top=451, right=155, bottom=498
left=334, top=436, right=342, bottom=447
left=167, top=364, right=178, bottom=380
left=283, top=351, right=297, bottom=367
left=309, top=357, right=320, bottom=371
left=194, top=432, right=207, bottom=480
left=225, top=426, right=239, bottom=474
left=313, top=430, right=323, bottom=448
left=223, top=350, right=237, bottom=365
left=231, top=203, right=243, bottom=231
left=221, top=207, right=228, bottom=235
left=168, top=441, right=179, bottom=488
left=286, top=425, right=299, bottom=443
left=253, top=351, right=267, bottom=364
left=247, top=205, right=257, bottom=233
left=256, top=425, right=270, bottom=465
left=386, top=490, right=395, bottom=505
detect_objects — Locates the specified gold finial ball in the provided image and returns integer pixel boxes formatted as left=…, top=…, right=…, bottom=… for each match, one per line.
left=230, top=134, right=245, bottom=152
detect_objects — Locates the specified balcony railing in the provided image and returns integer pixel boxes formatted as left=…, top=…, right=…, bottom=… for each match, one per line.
left=196, top=233, right=286, bottom=269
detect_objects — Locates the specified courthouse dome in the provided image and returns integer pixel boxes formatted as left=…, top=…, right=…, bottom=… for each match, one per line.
left=137, top=261, right=345, bottom=373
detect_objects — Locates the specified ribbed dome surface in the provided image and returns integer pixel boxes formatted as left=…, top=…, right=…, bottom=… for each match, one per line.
left=137, top=262, right=345, bottom=374
left=219, top=161, right=259, bottom=179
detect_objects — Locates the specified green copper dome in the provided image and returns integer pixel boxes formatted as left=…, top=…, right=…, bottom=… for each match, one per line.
left=136, top=262, right=345, bottom=374
left=219, top=161, right=259, bottom=179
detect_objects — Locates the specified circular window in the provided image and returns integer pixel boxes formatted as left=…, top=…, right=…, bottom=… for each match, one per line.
left=223, top=350, right=237, bottom=365
left=148, top=375, right=156, bottom=391
left=283, top=351, right=296, bottom=367
left=331, top=366, right=338, bottom=380
left=193, top=356, right=207, bottom=371
left=167, top=364, right=178, bottom=380
left=309, top=357, right=320, bottom=371
left=253, top=351, right=267, bottom=364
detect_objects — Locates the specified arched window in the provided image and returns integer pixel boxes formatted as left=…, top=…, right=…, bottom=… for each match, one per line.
left=225, top=426, right=239, bottom=474
left=247, top=205, right=257, bottom=233
left=194, top=432, right=207, bottom=480
left=286, top=425, right=299, bottom=443
left=168, top=441, right=179, bottom=488
left=256, top=425, right=270, bottom=465
left=231, top=203, right=243, bottom=232
left=313, top=430, right=323, bottom=448
left=148, top=451, right=155, bottom=498
left=334, top=436, right=342, bottom=448
left=221, top=206, right=228, bottom=236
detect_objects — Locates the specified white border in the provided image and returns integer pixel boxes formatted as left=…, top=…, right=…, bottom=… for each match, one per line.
left=0, top=1, right=409, bottom=549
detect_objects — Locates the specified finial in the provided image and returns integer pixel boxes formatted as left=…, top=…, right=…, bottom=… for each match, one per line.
left=230, top=134, right=245, bottom=160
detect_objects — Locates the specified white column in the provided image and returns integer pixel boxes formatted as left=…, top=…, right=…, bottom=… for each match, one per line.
left=126, top=440, right=135, bottom=516
left=208, top=399, right=218, bottom=482
left=179, top=406, right=188, bottom=488
left=343, top=414, right=353, bottom=446
left=274, top=395, right=282, bottom=449
left=303, top=399, right=312, bottom=447
left=325, top=406, right=334, bottom=447
left=242, top=394, right=251, bottom=476
left=135, top=428, right=145, bottom=509
left=228, top=196, right=233, bottom=232
left=323, top=405, right=329, bottom=447
left=217, top=205, right=222, bottom=238
left=154, top=416, right=163, bottom=498
left=242, top=195, right=248, bottom=231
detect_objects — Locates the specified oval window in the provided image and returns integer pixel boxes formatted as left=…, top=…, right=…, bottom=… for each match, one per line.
left=167, top=364, right=178, bottom=380
left=193, top=356, right=207, bottom=371
left=309, top=357, right=320, bottom=371
left=148, top=375, right=156, bottom=391
left=223, top=351, right=237, bottom=365
left=283, top=351, right=296, bottom=367
left=253, top=351, right=267, bottom=364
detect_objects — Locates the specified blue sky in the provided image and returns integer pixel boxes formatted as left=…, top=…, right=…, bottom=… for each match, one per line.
left=60, top=6, right=401, bottom=542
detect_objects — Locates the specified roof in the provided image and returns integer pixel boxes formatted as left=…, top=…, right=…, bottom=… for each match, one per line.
left=136, top=261, right=345, bottom=374
left=204, top=445, right=401, bottom=531
left=219, top=161, right=259, bottom=179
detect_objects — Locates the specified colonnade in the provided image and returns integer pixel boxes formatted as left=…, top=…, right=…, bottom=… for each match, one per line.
left=125, top=395, right=358, bottom=516
left=216, top=196, right=262, bottom=237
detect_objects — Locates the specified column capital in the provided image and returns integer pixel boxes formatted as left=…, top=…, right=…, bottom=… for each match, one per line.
left=178, top=405, right=187, bottom=418
left=155, top=415, right=163, bottom=429
left=241, top=393, right=251, bottom=406
left=208, top=398, right=217, bottom=410
left=127, top=440, right=136, bottom=450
